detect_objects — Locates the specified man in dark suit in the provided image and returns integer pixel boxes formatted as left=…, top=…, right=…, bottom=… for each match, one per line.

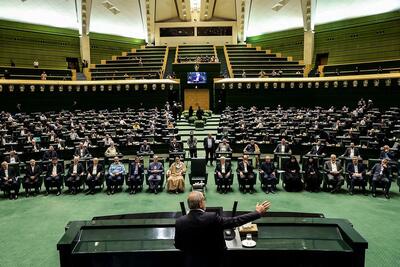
left=86, top=158, right=104, bottom=194
left=74, top=142, right=91, bottom=158
left=259, top=156, right=277, bottom=193
left=0, top=161, right=20, bottom=199
left=347, top=156, right=366, bottom=195
left=148, top=156, right=163, bottom=194
left=342, top=142, right=361, bottom=158
left=215, top=156, right=232, bottom=193
left=308, top=140, right=325, bottom=156
left=5, top=150, right=20, bottom=164
left=237, top=155, right=256, bottom=193
left=127, top=157, right=144, bottom=194
left=42, top=145, right=58, bottom=161
left=65, top=157, right=85, bottom=194
left=273, top=138, right=291, bottom=154
left=203, top=133, right=215, bottom=166
left=23, top=159, right=42, bottom=197
left=370, top=159, right=391, bottom=199
left=174, top=191, right=271, bottom=267
left=139, top=140, right=153, bottom=154
left=45, top=157, right=63, bottom=196
left=169, top=138, right=182, bottom=152
left=323, top=154, right=344, bottom=193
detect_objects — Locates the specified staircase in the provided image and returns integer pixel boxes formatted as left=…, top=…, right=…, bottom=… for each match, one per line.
left=176, top=114, right=220, bottom=158
left=216, top=46, right=229, bottom=77
left=163, top=47, right=176, bottom=78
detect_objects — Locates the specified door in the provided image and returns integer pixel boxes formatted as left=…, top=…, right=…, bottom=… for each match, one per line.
left=184, top=88, right=209, bottom=110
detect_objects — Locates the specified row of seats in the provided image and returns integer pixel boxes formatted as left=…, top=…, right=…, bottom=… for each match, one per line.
left=225, top=44, right=304, bottom=78
left=90, top=46, right=167, bottom=80
left=323, top=59, right=400, bottom=77
left=176, top=45, right=217, bottom=63
left=0, top=66, right=72, bottom=80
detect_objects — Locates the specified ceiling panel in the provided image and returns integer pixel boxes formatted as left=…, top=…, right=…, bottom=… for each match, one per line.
left=213, top=0, right=237, bottom=20
left=155, top=0, right=179, bottom=22
left=90, top=0, right=145, bottom=38
left=0, top=0, right=79, bottom=29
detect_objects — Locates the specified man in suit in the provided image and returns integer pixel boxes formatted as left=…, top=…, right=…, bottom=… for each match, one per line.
left=274, top=138, right=291, bottom=154
left=138, top=140, right=153, bottom=154
left=86, top=158, right=104, bottom=195
left=5, top=150, right=20, bottom=164
left=43, top=145, right=58, bottom=161
left=370, top=159, right=391, bottom=199
left=74, top=142, right=91, bottom=158
left=259, top=156, right=277, bottom=194
left=169, top=138, right=182, bottom=152
left=215, top=156, right=232, bottom=193
left=174, top=191, right=271, bottom=267
left=148, top=156, right=163, bottom=194
left=45, top=157, right=63, bottom=196
left=65, top=156, right=85, bottom=194
left=0, top=161, right=20, bottom=199
left=107, top=156, right=126, bottom=195
left=237, top=155, right=256, bottom=193
left=127, top=157, right=144, bottom=194
left=342, top=142, right=361, bottom=158
left=347, top=156, right=366, bottom=195
left=380, top=145, right=395, bottom=161
left=203, top=133, right=215, bottom=166
left=23, top=159, right=42, bottom=197
left=186, top=131, right=197, bottom=158
left=323, top=154, right=344, bottom=193
left=308, top=140, right=325, bottom=156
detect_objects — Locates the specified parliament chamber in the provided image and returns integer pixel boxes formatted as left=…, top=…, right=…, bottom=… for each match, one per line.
left=0, top=1, right=400, bottom=267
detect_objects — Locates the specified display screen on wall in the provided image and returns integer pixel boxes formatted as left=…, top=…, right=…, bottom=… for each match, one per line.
left=160, top=27, right=195, bottom=37
left=197, top=27, right=232, bottom=36
left=187, top=72, right=207, bottom=84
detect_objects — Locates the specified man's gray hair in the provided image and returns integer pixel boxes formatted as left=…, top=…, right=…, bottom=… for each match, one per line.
left=187, top=191, right=204, bottom=209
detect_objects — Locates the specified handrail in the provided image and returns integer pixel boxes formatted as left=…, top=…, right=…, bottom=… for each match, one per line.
left=214, top=73, right=400, bottom=83
left=161, top=47, right=169, bottom=78
left=0, top=79, right=180, bottom=86
left=223, top=45, right=234, bottom=78
left=174, top=46, right=179, bottom=63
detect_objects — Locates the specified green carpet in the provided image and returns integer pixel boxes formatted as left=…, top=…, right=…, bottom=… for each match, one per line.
left=0, top=162, right=399, bottom=267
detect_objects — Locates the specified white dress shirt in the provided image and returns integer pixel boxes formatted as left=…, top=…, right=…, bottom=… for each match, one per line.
left=331, top=162, right=337, bottom=172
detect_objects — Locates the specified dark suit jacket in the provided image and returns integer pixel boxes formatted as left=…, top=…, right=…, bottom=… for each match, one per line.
left=274, top=144, right=291, bottom=153
left=260, top=162, right=275, bottom=174
left=46, top=163, right=64, bottom=177
left=74, top=147, right=90, bottom=158
left=87, top=164, right=104, bottom=176
left=237, top=161, right=254, bottom=173
left=215, top=162, right=232, bottom=174
left=347, top=163, right=365, bottom=176
left=67, top=163, right=84, bottom=176
left=5, top=155, right=20, bottom=163
left=371, top=163, right=390, bottom=179
left=310, top=145, right=324, bottom=155
left=43, top=150, right=58, bottom=161
left=169, top=142, right=182, bottom=152
left=203, top=137, right=216, bottom=150
left=380, top=151, right=394, bottom=160
left=343, top=147, right=360, bottom=157
left=174, top=210, right=261, bottom=266
left=25, top=165, right=42, bottom=179
left=129, top=163, right=144, bottom=176
left=0, top=167, right=17, bottom=181
left=139, top=144, right=152, bottom=153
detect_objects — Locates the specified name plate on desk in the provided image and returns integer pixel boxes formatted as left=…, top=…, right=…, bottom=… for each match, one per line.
left=238, top=223, right=258, bottom=236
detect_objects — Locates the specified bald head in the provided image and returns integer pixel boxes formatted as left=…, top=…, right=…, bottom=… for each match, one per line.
left=187, top=191, right=205, bottom=210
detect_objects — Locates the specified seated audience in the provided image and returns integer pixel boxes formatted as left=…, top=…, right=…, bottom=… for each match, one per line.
left=215, top=156, right=232, bottom=193
left=166, top=156, right=186, bottom=193
left=347, top=156, right=366, bottom=195
left=74, top=142, right=91, bottom=158
left=45, top=157, right=63, bottom=196
left=323, top=154, right=344, bottom=193
left=308, top=140, right=325, bottom=156
left=65, top=157, right=85, bottom=194
left=303, top=157, right=320, bottom=192
left=43, top=145, right=58, bottom=161
left=342, top=142, right=361, bottom=158
left=127, top=157, right=144, bottom=194
left=283, top=156, right=303, bottom=192
left=148, top=156, right=163, bottom=194
left=106, top=157, right=125, bottom=195
left=23, top=159, right=41, bottom=197
left=139, top=140, right=153, bottom=154
left=274, top=138, right=291, bottom=154
left=237, top=155, right=256, bottom=193
left=5, top=150, right=20, bottom=163
left=369, top=159, right=391, bottom=198
left=0, top=161, right=20, bottom=199
left=86, top=158, right=104, bottom=194
left=105, top=142, right=119, bottom=157
left=259, top=156, right=277, bottom=193
left=169, top=138, right=182, bottom=152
